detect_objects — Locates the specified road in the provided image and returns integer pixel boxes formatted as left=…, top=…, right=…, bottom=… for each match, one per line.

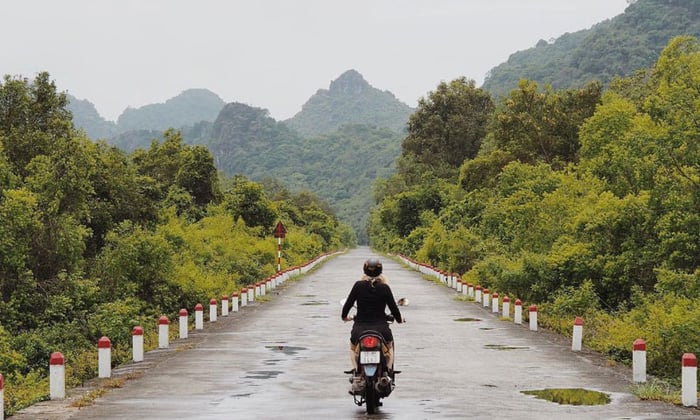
left=15, top=247, right=697, bottom=419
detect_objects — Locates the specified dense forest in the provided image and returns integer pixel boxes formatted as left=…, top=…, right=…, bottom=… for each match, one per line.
left=482, top=0, right=700, bottom=98
left=68, top=70, right=411, bottom=244
left=369, top=36, right=700, bottom=390
left=0, top=72, right=354, bottom=414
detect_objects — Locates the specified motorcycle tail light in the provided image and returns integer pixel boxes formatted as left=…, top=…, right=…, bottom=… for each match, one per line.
left=361, top=336, right=379, bottom=348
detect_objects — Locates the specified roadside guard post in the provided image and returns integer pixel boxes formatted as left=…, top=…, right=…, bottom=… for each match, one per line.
left=49, top=352, right=65, bottom=399
left=529, top=305, right=538, bottom=331
left=132, top=326, right=144, bottom=362
left=209, top=299, right=218, bottom=322
left=98, top=336, right=111, bottom=378
left=274, top=221, right=286, bottom=272
left=195, top=304, right=204, bottom=330
left=632, top=339, right=646, bottom=383
left=682, top=353, right=697, bottom=407
left=158, top=316, right=170, bottom=349
left=572, top=317, right=583, bottom=351
left=179, top=309, right=188, bottom=339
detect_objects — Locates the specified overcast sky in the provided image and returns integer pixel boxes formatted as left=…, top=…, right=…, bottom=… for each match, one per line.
left=2, top=0, right=630, bottom=122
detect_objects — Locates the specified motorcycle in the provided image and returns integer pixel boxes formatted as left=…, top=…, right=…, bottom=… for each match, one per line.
left=343, top=311, right=401, bottom=414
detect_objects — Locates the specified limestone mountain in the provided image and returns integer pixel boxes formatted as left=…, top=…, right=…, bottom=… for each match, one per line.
left=69, top=89, right=226, bottom=150
left=482, top=0, right=700, bottom=97
left=66, top=94, right=117, bottom=140
left=117, top=88, right=225, bottom=132
left=284, top=69, right=413, bottom=138
left=204, top=101, right=403, bottom=243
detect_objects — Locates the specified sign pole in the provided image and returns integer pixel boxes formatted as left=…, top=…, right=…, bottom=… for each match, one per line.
left=273, top=221, right=287, bottom=273
left=277, top=237, right=282, bottom=272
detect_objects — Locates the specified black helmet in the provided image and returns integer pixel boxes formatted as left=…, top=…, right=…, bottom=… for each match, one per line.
left=363, top=258, right=383, bottom=277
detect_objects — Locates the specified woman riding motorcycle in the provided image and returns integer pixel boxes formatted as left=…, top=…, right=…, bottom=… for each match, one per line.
left=341, top=258, right=403, bottom=381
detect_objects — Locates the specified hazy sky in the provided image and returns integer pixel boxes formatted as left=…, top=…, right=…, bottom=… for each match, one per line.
left=3, top=0, right=630, bottom=122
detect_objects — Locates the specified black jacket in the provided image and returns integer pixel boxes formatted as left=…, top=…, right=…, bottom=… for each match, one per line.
left=341, top=278, right=403, bottom=324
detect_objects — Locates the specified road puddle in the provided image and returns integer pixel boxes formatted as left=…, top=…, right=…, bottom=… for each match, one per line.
left=244, top=370, right=283, bottom=380
left=454, top=317, right=481, bottom=322
left=521, top=388, right=610, bottom=405
left=484, top=344, right=529, bottom=350
left=300, top=300, right=329, bottom=305
left=265, top=345, right=307, bottom=356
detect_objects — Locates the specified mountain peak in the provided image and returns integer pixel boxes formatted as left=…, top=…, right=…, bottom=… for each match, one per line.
left=329, top=69, right=371, bottom=95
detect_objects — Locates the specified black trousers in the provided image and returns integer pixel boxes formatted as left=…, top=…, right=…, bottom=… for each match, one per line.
left=350, top=321, right=393, bottom=344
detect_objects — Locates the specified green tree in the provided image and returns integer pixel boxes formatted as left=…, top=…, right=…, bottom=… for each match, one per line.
left=0, top=72, right=73, bottom=177
left=490, top=80, right=602, bottom=166
left=225, top=176, right=277, bottom=232
left=401, top=78, right=494, bottom=180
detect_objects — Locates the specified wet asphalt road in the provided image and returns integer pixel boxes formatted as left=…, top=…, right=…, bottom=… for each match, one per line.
left=15, top=247, right=698, bottom=419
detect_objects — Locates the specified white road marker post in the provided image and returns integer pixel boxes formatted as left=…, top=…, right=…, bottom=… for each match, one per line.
left=529, top=305, right=538, bottom=331
left=98, top=336, right=111, bottom=378
left=633, top=339, right=646, bottom=383
left=682, top=353, right=697, bottom=407
left=49, top=352, right=66, bottom=400
left=132, top=326, right=144, bottom=362
left=572, top=317, right=583, bottom=351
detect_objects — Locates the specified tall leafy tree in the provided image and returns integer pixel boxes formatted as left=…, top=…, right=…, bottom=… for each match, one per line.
left=490, top=80, right=602, bottom=166
left=401, top=78, right=494, bottom=180
left=0, top=72, right=73, bottom=177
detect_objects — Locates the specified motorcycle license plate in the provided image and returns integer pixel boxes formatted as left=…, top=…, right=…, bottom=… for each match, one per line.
left=360, top=351, right=380, bottom=364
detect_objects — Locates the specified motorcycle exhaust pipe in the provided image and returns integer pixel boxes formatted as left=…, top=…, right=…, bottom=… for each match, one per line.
left=375, top=375, right=392, bottom=394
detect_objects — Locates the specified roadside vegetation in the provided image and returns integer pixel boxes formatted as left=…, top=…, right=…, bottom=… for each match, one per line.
left=0, top=72, right=355, bottom=415
left=369, top=36, right=700, bottom=390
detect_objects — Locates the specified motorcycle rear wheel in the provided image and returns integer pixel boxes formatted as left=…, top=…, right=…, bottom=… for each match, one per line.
left=365, top=377, right=379, bottom=414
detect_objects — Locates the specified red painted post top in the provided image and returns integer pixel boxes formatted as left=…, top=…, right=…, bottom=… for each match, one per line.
left=633, top=339, right=646, bottom=351
left=232, top=292, right=239, bottom=297
left=492, top=292, right=499, bottom=298
left=0, top=373, right=3, bottom=390
left=682, top=353, right=697, bottom=367
left=529, top=305, right=537, bottom=312
left=179, top=308, right=188, bottom=317
left=241, top=288, right=247, bottom=293
left=457, top=279, right=462, bottom=283
left=515, top=299, right=522, bottom=305
left=475, top=285, right=482, bottom=290
left=195, top=303, right=203, bottom=311
left=158, top=316, right=169, bottom=325
left=467, top=283, right=473, bottom=288
left=98, top=336, right=111, bottom=349
left=210, top=298, right=217, bottom=305
left=503, top=296, right=510, bottom=303
left=574, top=317, right=584, bottom=326
left=50, top=352, right=65, bottom=365
left=483, top=288, right=489, bottom=294
left=132, top=326, right=144, bottom=336
left=222, top=295, right=228, bottom=300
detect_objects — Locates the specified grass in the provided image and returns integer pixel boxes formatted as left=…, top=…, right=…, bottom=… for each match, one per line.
left=69, top=371, right=144, bottom=408
left=632, top=379, right=682, bottom=405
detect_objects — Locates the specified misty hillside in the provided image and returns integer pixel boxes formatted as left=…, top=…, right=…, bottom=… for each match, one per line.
left=68, top=89, right=225, bottom=150
left=284, top=69, right=413, bottom=137
left=482, top=0, right=700, bottom=97
left=66, top=94, right=118, bottom=139
left=203, top=100, right=403, bottom=243
left=117, top=88, right=225, bottom=132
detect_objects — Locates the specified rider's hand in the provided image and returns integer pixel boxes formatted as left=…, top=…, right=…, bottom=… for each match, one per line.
left=343, top=315, right=354, bottom=322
